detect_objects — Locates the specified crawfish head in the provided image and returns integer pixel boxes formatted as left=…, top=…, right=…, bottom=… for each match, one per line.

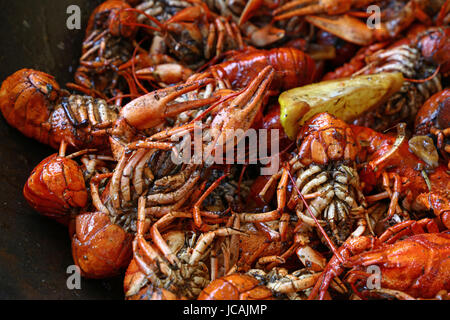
left=0, top=69, right=61, bottom=145
left=293, top=113, right=366, bottom=245
left=416, top=26, right=450, bottom=68
left=296, top=112, right=359, bottom=166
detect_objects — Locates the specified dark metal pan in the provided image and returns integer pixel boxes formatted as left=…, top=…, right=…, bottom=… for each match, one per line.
left=0, top=0, right=123, bottom=299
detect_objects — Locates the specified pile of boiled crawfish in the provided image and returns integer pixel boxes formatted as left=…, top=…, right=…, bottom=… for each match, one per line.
left=0, top=0, right=449, bottom=300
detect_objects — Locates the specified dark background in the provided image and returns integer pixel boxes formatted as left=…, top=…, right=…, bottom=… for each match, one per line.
left=0, top=0, right=124, bottom=299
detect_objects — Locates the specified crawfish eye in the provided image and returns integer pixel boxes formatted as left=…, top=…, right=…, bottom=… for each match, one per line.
left=46, top=83, right=53, bottom=95
left=408, top=135, right=439, bottom=169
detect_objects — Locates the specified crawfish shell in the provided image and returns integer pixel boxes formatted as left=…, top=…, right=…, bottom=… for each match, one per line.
left=23, top=154, right=88, bottom=225
left=72, top=211, right=133, bottom=279
left=198, top=273, right=274, bottom=300
left=0, top=69, right=61, bottom=144
left=414, top=88, right=450, bottom=135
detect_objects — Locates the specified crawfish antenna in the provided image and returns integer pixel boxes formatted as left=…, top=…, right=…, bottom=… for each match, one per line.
left=404, top=65, right=440, bottom=83
left=131, top=38, right=150, bottom=95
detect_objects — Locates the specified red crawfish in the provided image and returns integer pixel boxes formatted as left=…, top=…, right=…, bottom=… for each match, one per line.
left=198, top=267, right=328, bottom=300
left=68, top=0, right=139, bottom=98
left=416, top=26, right=450, bottom=77
left=0, top=69, right=120, bottom=151
left=197, top=273, right=274, bottom=300
left=72, top=210, right=133, bottom=279
left=122, top=3, right=245, bottom=68
left=23, top=142, right=89, bottom=226
left=308, top=220, right=450, bottom=300
left=123, top=197, right=244, bottom=299
left=188, top=47, right=316, bottom=93
left=71, top=166, right=134, bottom=279
left=352, top=123, right=450, bottom=230
left=23, top=142, right=116, bottom=226
left=239, top=113, right=367, bottom=247
left=73, top=67, right=276, bottom=279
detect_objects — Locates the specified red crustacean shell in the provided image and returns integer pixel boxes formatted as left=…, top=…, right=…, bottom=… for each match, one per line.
left=260, top=103, right=292, bottom=151
left=0, top=69, right=61, bottom=146
left=296, top=112, right=359, bottom=166
left=322, top=42, right=390, bottom=81
left=0, top=68, right=116, bottom=151
left=415, top=88, right=450, bottom=135
left=416, top=27, right=450, bottom=76
left=86, top=0, right=138, bottom=39
left=310, top=232, right=450, bottom=300
left=198, top=273, right=274, bottom=300
left=237, top=222, right=288, bottom=269
left=214, top=47, right=316, bottom=92
left=348, top=232, right=450, bottom=299
left=123, top=258, right=145, bottom=299
left=247, top=175, right=277, bottom=209
left=23, top=154, right=88, bottom=225
left=71, top=211, right=133, bottom=279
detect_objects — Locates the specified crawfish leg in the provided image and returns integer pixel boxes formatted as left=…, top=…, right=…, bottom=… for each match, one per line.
left=378, top=218, right=439, bottom=244
left=146, top=170, right=200, bottom=205
left=193, top=174, right=228, bottom=230
left=239, top=168, right=289, bottom=225
left=150, top=211, right=193, bottom=268
left=134, top=197, right=173, bottom=278
left=383, top=172, right=402, bottom=221
left=189, top=228, right=247, bottom=265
